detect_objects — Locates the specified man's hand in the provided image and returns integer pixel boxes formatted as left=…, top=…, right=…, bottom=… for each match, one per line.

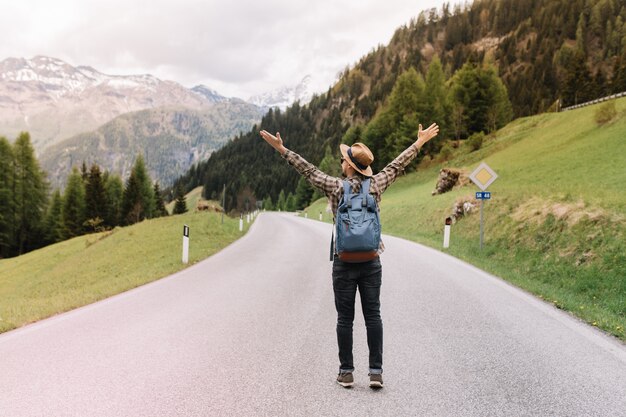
left=415, top=123, right=440, bottom=150
left=260, top=130, right=288, bottom=155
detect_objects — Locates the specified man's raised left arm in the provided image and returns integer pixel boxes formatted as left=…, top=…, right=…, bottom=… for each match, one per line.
left=259, top=130, right=341, bottom=196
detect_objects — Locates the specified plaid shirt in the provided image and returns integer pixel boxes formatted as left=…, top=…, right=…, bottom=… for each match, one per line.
left=282, top=143, right=420, bottom=254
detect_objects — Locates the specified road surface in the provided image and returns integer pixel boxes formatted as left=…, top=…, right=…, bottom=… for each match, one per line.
left=1, top=212, right=625, bottom=416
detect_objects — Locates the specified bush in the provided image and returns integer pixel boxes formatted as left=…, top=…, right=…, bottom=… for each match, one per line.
left=595, top=100, right=617, bottom=125
left=467, top=132, right=485, bottom=151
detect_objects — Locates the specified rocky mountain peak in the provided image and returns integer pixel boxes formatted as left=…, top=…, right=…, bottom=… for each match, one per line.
left=248, top=75, right=313, bottom=110
left=191, top=85, right=227, bottom=103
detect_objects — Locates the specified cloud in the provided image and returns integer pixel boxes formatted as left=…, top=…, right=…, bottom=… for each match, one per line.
left=0, top=0, right=445, bottom=98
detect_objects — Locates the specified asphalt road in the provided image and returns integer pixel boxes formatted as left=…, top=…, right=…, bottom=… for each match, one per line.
left=1, top=212, right=625, bottom=417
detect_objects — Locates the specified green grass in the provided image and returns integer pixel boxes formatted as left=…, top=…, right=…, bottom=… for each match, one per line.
left=307, top=97, right=626, bottom=340
left=0, top=211, right=250, bottom=333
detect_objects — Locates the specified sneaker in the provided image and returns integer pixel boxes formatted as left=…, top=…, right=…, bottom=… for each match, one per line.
left=369, top=373, right=383, bottom=389
left=336, top=372, right=354, bottom=388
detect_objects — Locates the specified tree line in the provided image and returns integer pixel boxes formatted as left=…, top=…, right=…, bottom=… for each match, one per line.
left=0, top=132, right=176, bottom=259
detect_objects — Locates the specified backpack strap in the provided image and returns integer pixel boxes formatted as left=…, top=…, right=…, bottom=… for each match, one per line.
left=330, top=225, right=335, bottom=261
left=342, top=180, right=353, bottom=208
left=360, top=178, right=371, bottom=196
left=342, top=180, right=352, bottom=199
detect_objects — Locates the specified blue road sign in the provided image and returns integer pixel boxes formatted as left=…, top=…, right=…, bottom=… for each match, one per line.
left=476, top=192, right=492, bottom=199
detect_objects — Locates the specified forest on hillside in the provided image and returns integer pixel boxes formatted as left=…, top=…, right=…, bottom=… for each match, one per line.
left=0, top=133, right=174, bottom=258
left=171, top=0, right=626, bottom=212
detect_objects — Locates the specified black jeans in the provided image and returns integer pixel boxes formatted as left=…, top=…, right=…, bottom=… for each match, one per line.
left=332, top=256, right=383, bottom=374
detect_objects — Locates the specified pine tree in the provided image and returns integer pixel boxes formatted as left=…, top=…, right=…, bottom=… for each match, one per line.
left=104, top=174, right=124, bottom=227
left=363, top=67, right=426, bottom=170
left=448, top=63, right=512, bottom=136
left=385, top=67, right=427, bottom=160
left=133, top=155, right=155, bottom=218
left=613, top=52, right=626, bottom=92
left=295, top=176, right=314, bottom=209
left=173, top=185, right=188, bottom=215
left=63, top=167, right=86, bottom=238
left=482, top=65, right=513, bottom=133
left=122, top=155, right=155, bottom=224
left=122, top=173, right=142, bottom=225
left=81, top=161, right=89, bottom=183
left=423, top=55, right=449, bottom=152
left=276, top=190, right=287, bottom=211
left=576, top=12, right=587, bottom=54
left=560, top=48, right=594, bottom=106
left=285, top=193, right=297, bottom=212
left=262, top=195, right=274, bottom=211
left=153, top=182, right=169, bottom=217
left=13, top=132, right=48, bottom=254
left=43, top=190, right=65, bottom=244
left=84, top=164, right=107, bottom=232
left=0, top=137, right=14, bottom=257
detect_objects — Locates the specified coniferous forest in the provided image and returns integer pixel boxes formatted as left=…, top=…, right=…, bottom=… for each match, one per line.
left=0, top=132, right=168, bottom=258
left=171, top=0, right=626, bottom=212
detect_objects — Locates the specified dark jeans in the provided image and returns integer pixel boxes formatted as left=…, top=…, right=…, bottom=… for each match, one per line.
left=332, top=256, right=383, bottom=374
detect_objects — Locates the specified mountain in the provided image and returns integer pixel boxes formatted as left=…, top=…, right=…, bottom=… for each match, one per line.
left=191, top=85, right=228, bottom=103
left=0, top=56, right=224, bottom=150
left=248, top=75, right=313, bottom=110
left=39, top=101, right=264, bottom=188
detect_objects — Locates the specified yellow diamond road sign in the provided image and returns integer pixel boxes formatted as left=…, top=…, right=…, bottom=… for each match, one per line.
left=469, top=162, right=498, bottom=191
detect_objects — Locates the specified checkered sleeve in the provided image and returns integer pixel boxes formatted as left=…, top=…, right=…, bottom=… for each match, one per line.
left=282, top=150, right=341, bottom=197
left=372, top=143, right=419, bottom=194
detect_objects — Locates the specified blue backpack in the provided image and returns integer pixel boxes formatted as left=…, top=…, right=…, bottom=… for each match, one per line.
left=334, top=178, right=381, bottom=262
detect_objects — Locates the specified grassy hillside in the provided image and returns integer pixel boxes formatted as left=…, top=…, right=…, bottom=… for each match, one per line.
left=0, top=210, right=250, bottom=334
left=307, top=98, right=626, bottom=340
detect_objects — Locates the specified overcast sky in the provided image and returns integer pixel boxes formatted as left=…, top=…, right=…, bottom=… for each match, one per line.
left=0, top=0, right=448, bottom=99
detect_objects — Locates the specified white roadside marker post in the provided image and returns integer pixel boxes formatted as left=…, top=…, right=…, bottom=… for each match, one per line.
left=443, top=217, right=451, bottom=248
left=239, top=215, right=243, bottom=232
left=319, top=211, right=323, bottom=221
left=305, top=212, right=308, bottom=219
left=247, top=213, right=250, bottom=223
left=182, top=225, right=189, bottom=264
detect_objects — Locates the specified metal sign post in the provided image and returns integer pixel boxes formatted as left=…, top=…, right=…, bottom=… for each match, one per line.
left=469, top=163, right=498, bottom=250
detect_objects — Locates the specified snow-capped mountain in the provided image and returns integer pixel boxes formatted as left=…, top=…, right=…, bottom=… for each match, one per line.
left=191, top=85, right=227, bottom=103
left=0, top=55, right=314, bottom=159
left=248, top=75, right=313, bottom=110
left=0, top=56, right=162, bottom=98
left=0, top=56, right=229, bottom=150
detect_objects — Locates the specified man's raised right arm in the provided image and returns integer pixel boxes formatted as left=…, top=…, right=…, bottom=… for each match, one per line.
left=372, top=123, right=439, bottom=194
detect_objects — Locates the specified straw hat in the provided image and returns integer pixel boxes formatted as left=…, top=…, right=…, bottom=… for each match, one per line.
left=340, top=143, right=374, bottom=177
